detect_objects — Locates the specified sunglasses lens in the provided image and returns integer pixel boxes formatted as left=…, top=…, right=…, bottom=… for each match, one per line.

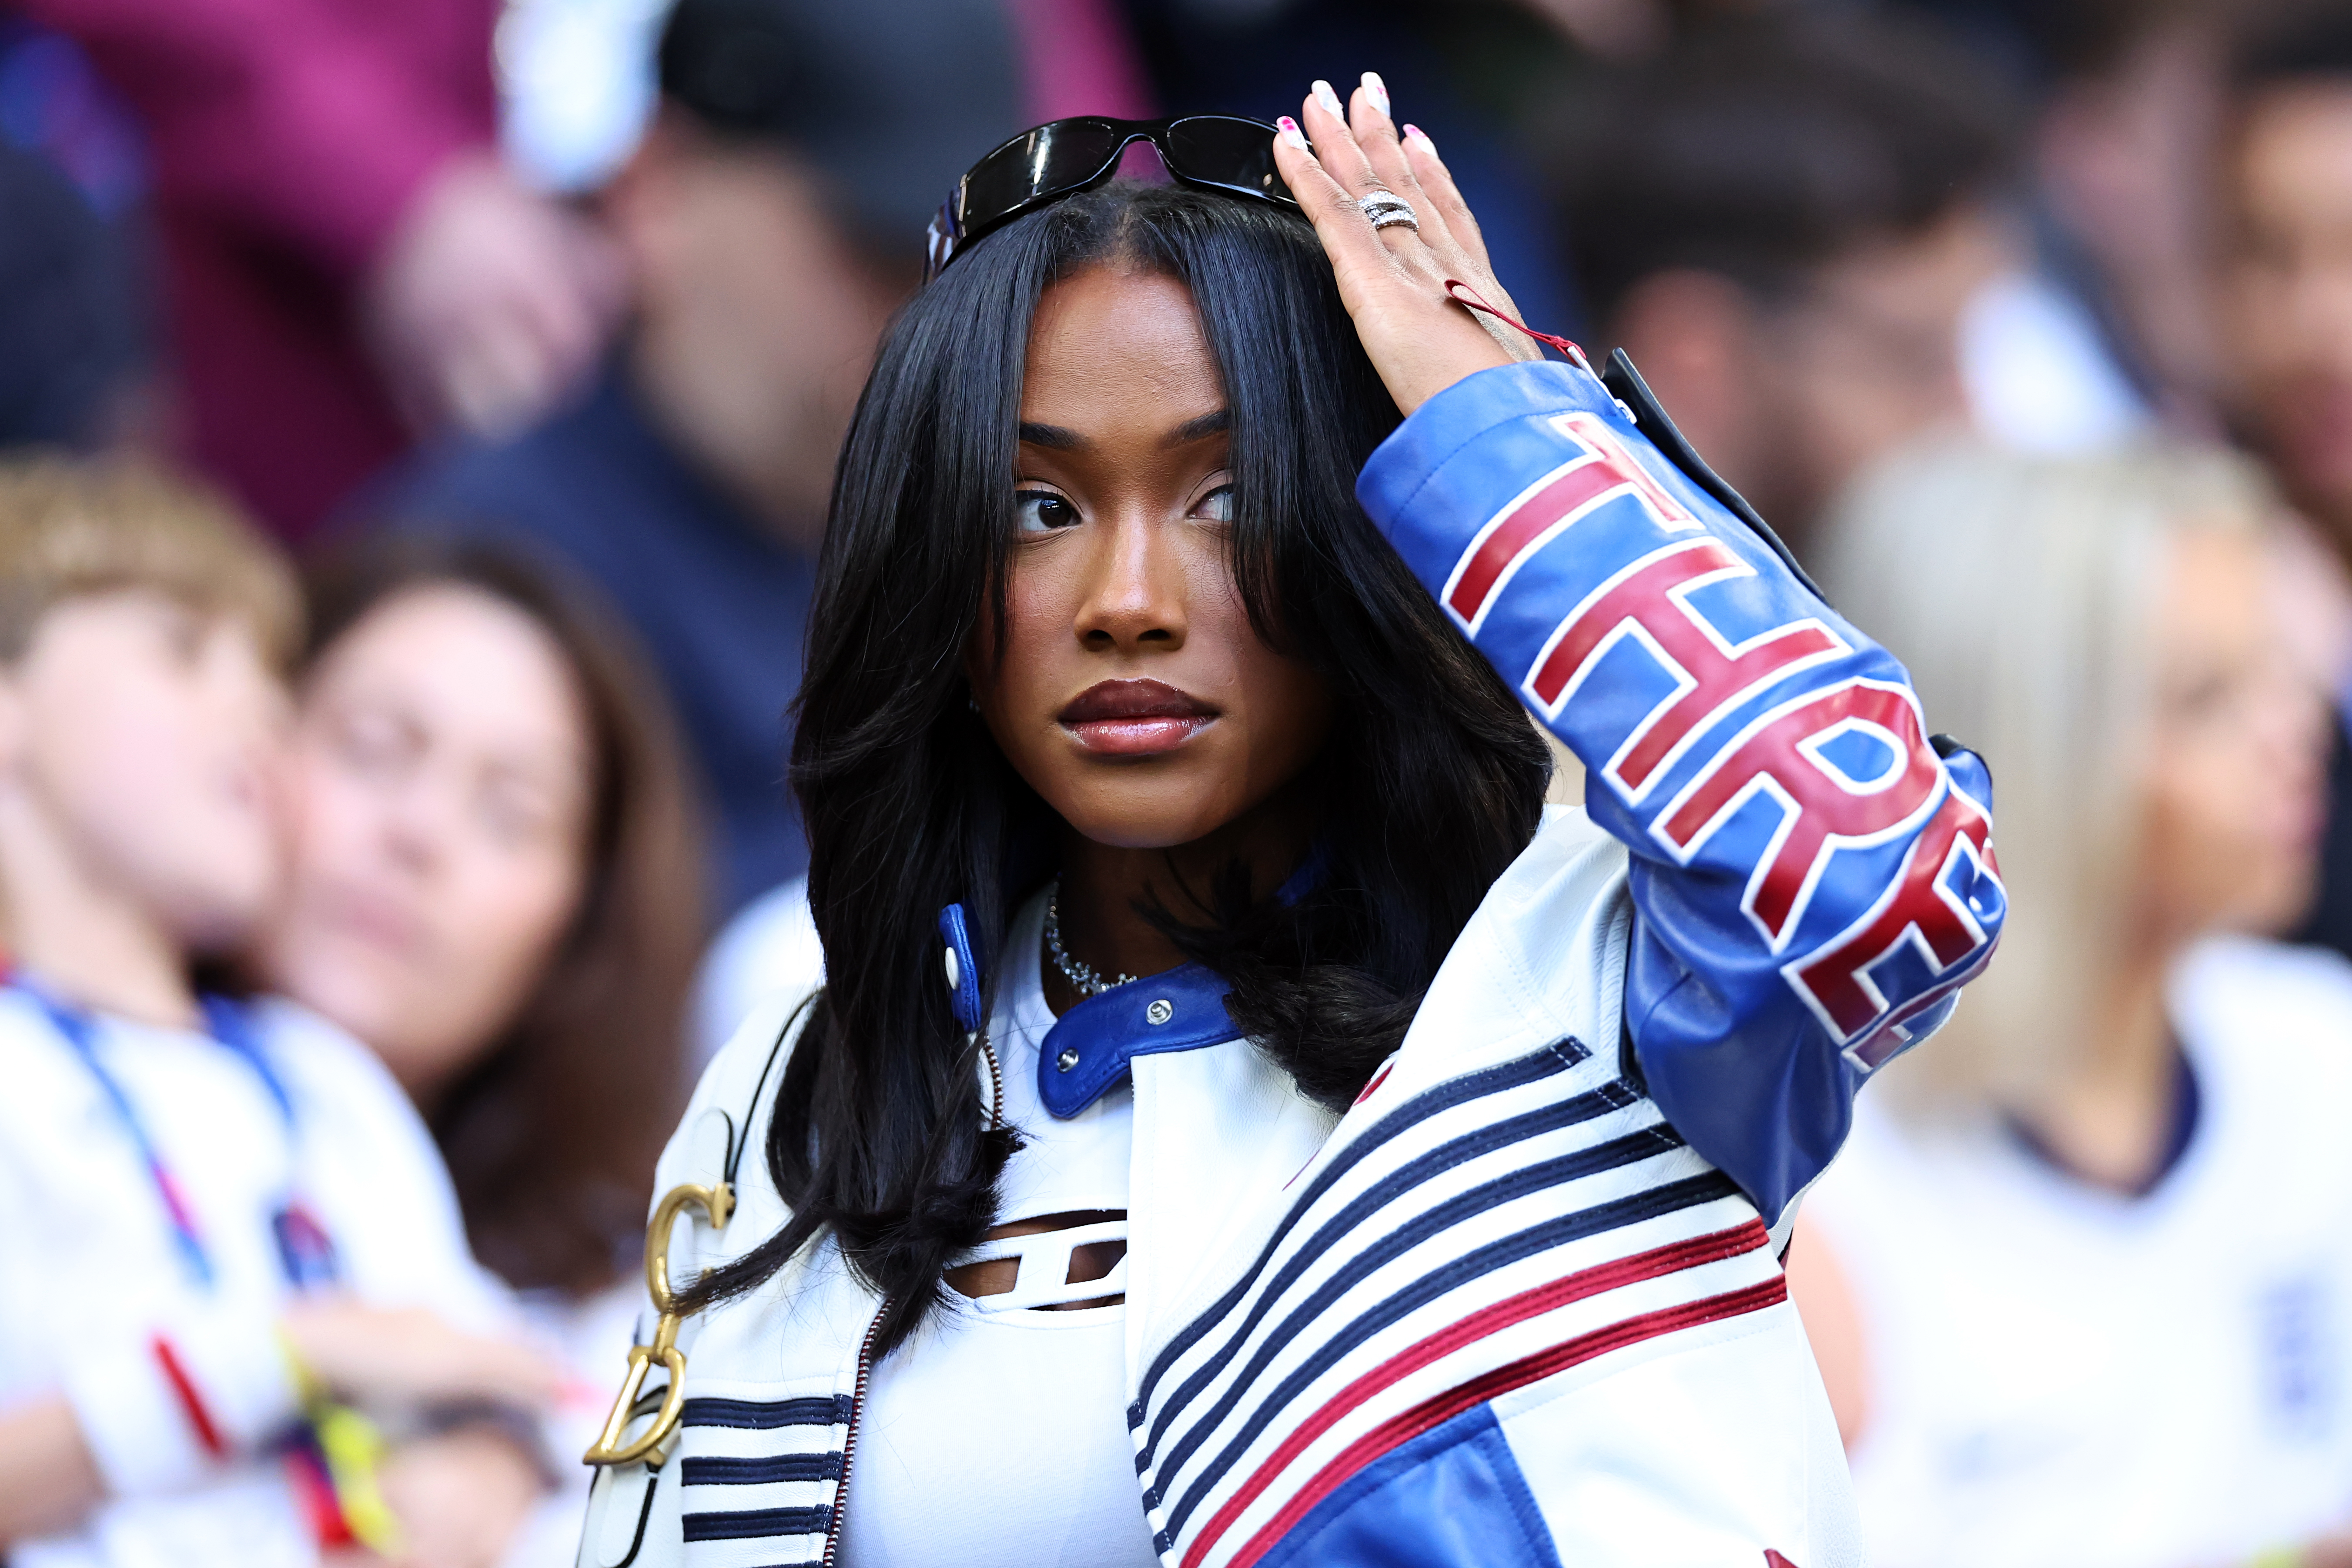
left=959, top=119, right=1128, bottom=230
left=1164, top=118, right=1294, bottom=204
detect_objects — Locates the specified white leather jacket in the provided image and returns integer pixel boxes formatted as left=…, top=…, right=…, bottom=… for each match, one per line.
left=579, top=809, right=1857, bottom=1568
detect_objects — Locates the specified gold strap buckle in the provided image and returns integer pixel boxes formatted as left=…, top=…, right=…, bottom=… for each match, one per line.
left=582, top=1180, right=733, bottom=1467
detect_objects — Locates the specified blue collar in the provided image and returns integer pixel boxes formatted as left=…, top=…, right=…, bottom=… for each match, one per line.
left=1036, top=962, right=1244, bottom=1117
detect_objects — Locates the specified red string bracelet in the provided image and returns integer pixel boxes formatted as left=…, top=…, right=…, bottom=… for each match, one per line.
left=1445, top=279, right=1590, bottom=370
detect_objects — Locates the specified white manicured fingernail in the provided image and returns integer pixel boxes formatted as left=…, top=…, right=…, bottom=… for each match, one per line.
left=1403, top=123, right=1434, bottom=151
left=1277, top=115, right=1310, bottom=152
left=1362, top=72, right=1390, bottom=118
left=1312, top=79, right=1345, bottom=118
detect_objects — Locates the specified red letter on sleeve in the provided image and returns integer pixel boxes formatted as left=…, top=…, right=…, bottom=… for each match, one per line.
left=1655, top=680, right=1945, bottom=948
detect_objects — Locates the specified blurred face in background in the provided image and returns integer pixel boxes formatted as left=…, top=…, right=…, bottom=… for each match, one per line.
left=2222, top=82, right=2352, bottom=541
left=0, top=594, right=285, bottom=951
left=1610, top=204, right=2007, bottom=539
left=1759, top=207, right=2009, bottom=519
left=2135, top=528, right=2325, bottom=948
left=605, top=113, right=900, bottom=545
left=259, top=585, right=593, bottom=1106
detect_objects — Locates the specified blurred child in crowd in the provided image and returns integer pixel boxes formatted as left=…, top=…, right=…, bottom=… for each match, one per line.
left=254, top=532, right=706, bottom=1561
left=1555, top=10, right=2015, bottom=557
left=0, top=460, right=561, bottom=1566
left=1789, top=443, right=2352, bottom=1567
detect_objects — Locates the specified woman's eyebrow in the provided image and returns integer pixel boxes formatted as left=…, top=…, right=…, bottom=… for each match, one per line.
left=1018, top=421, right=1085, bottom=450
left=1017, top=408, right=1230, bottom=452
left=1166, top=408, right=1231, bottom=446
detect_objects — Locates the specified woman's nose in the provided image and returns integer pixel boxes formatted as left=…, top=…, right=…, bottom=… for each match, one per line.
left=377, top=772, right=456, bottom=873
left=1074, top=512, right=1187, bottom=652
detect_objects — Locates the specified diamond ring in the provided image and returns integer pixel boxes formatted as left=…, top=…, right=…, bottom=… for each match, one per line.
left=1356, top=190, right=1419, bottom=232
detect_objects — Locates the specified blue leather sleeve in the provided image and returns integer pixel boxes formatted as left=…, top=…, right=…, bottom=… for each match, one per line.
left=1356, top=361, right=2006, bottom=1227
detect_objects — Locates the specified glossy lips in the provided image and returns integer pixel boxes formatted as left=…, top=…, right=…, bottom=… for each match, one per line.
left=1058, top=679, right=1218, bottom=756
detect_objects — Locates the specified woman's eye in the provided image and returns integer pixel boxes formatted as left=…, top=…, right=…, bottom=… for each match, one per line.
left=475, top=781, right=565, bottom=849
left=1191, top=485, right=1236, bottom=524
left=329, top=708, right=417, bottom=777
left=1014, top=490, right=1080, bottom=533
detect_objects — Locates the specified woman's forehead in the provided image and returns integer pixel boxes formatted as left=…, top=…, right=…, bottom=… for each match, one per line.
left=1021, top=266, right=1224, bottom=437
left=313, top=585, right=590, bottom=760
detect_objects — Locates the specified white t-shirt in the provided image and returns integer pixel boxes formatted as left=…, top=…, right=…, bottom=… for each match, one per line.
left=692, top=877, right=822, bottom=1070
left=1806, top=935, right=2352, bottom=1568
left=838, top=889, right=1160, bottom=1568
left=0, top=986, right=515, bottom=1568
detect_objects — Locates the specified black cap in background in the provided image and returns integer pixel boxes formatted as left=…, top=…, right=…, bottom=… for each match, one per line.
left=659, top=0, right=1026, bottom=254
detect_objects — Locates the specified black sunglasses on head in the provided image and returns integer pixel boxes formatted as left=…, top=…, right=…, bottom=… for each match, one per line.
left=925, top=115, right=1300, bottom=281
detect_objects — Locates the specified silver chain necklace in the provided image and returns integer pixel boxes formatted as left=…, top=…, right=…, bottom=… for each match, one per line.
left=1044, top=884, right=1138, bottom=998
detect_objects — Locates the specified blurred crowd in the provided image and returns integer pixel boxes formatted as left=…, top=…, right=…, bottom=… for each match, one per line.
left=7, top=0, right=2352, bottom=1562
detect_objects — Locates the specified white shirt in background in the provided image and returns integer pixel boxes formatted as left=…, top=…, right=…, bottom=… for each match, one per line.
left=1957, top=269, right=2150, bottom=455
left=0, top=990, right=516, bottom=1568
left=1806, top=936, right=2352, bottom=1568
left=691, top=876, right=823, bottom=1071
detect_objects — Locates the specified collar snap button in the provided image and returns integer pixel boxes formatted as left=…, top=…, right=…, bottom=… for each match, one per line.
left=1146, top=999, right=1174, bottom=1026
left=1056, top=1047, right=1080, bottom=1072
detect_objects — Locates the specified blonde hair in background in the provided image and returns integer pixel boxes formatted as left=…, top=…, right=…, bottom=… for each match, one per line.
left=1817, top=439, right=2269, bottom=1117
left=0, top=455, right=300, bottom=669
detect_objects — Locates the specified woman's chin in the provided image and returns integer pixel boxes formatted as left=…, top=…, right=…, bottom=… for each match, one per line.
left=1058, top=792, right=1245, bottom=853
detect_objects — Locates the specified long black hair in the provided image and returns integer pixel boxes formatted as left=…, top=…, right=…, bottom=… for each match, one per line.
left=683, top=181, right=1548, bottom=1354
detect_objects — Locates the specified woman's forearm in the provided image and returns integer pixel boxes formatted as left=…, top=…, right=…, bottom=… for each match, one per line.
left=1355, top=357, right=2007, bottom=1228
left=0, top=1395, right=106, bottom=1543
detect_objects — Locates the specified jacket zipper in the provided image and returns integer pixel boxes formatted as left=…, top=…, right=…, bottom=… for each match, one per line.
left=823, top=1038, right=995, bottom=1564
left=980, top=1036, right=1005, bottom=1127
left=821, top=1299, right=888, bottom=1568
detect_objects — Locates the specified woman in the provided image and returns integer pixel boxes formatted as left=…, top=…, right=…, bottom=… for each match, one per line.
left=579, top=83, right=2004, bottom=1568
left=1788, top=444, right=2352, bottom=1567
left=255, top=534, right=706, bottom=1562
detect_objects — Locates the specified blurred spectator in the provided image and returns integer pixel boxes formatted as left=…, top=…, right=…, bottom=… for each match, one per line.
left=0, top=457, right=559, bottom=1564
left=15, top=0, right=624, bottom=536
left=0, top=140, right=148, bottom=451
left=254, top=532, right=704, bottom=1563
left=370, top=0, right=1024, bottom=915
left=1791, top=441, right=2352, bottom=1567
left=1553, top=11, right=2016, bottom=554
left=1119, top=0, right=1574, bottom=331
left=2022, top=0, right=2223, bottom=432
left=1891, top=0, right=2222, bottom=439
left=0, top=22, right=154, bottom=455
left=2215, top=3, right=2352, bottom=968
left=0, top=17, right=146, bottom=216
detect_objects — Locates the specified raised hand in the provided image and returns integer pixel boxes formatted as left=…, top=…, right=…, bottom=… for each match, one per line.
left=1269, top=73, right=1546, bottom=417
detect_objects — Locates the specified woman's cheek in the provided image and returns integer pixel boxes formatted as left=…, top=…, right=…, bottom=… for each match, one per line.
left=468, top=846, right=585, bottom=1016
left=291, top=756, right=368, bottom=886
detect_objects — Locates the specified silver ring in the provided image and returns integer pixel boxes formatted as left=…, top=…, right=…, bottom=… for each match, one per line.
left=1357, top=191, right=1418, bottom=231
